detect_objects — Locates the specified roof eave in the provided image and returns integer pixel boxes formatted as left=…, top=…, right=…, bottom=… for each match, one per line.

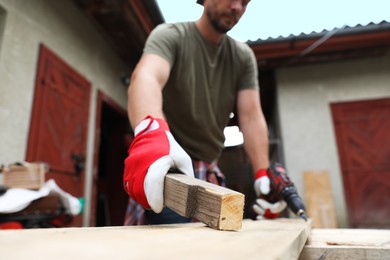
left=249, top=21, right=390, bottom=69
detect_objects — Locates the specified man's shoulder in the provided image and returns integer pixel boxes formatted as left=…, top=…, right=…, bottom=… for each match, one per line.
left=153, top=21, right=195, bottom=35
left=225, top=36, right=254, bottom=59
left=226, top=36, right=252, bottom=52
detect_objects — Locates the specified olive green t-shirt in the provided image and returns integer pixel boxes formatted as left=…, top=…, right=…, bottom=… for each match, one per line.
left=143, top=22, right=259, bottom=162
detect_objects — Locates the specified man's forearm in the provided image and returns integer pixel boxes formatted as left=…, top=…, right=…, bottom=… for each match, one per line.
left=128, top=75, right=164, bottom=129
left=240, top=114, right=270, bottom=173
left=127, top=54, right=171, bottom=129
left=237, top=89, right=270, bottom=174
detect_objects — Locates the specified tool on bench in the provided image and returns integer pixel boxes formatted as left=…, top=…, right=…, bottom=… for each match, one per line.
left=262, top=163, right=307, bottom=221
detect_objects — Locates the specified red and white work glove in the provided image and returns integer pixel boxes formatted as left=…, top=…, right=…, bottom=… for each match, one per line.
left=252, top=168, right=287, bottom=219
left=123, top=115, right=194, bottom=213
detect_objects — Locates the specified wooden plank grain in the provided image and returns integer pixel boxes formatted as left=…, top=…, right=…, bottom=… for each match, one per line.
left=303, top=171, right=337, bottom=228
left=0, top=219, right=311, bottom=260
left=299, top=228, right=390, bottom=260
left=164, top=174, right=245, bottom=231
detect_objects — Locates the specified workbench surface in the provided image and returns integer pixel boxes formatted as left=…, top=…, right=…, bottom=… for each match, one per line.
left=0, top=218, right=310, bottom=260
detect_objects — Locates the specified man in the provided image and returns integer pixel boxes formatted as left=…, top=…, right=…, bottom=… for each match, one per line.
left=123, top=0, right=286, bottom=224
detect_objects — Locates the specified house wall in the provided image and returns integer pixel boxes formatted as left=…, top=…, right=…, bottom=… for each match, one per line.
left=276, top=51, right=390, bottom=228
left=0, top=0, right=129, bottom=226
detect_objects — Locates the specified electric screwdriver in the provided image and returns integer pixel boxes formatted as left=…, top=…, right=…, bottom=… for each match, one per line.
left=262, top=163, right=307, bottom=221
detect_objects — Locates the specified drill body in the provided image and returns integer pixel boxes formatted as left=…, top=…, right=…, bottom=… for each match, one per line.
left=262, top=163, right=307, bottom=220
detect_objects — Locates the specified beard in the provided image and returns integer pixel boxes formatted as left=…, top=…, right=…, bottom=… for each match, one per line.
left=206, top=9, right=239, bottom=34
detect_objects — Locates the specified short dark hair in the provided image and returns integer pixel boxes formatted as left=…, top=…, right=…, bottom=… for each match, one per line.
left=197, top=0, right=204, bottom=5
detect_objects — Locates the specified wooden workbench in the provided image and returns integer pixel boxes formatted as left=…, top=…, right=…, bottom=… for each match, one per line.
left=0, top=218, right=310, bottom=260
left=300, top=228, right=390, bottom=260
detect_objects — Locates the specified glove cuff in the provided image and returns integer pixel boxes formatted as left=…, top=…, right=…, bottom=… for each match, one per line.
left=255, top=168, right=267, bottom=180
left=254, top=168, right=271, bottom=196
left=134, top=115, right=169, bottom=136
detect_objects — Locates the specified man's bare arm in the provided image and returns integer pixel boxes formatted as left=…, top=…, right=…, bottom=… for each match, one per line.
left=237, top=89, right=270, bottom=173
left=127, top=54, right=171, bottom=128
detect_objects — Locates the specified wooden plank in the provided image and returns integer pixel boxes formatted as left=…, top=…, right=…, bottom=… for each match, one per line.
left=299, top=229, right=390, bottom=260
left=303, top=171, right=337, bottom=228
left=2, top=162, right=47, bottom=189
left=0, top=219, right=311, bottom=260
left=164, top=174, right=245, bottom=231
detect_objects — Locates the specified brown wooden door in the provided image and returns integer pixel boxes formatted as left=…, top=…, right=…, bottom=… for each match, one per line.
left=331, top=98, right=390, bottom=228
left=26, top=44, right=91, bottom=226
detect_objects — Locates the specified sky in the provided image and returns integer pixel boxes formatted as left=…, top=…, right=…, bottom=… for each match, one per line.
left=156, top=0, right=390, bottom=42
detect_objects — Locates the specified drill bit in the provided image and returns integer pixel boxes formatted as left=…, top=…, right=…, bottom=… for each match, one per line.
left=296, top=209, right=307, bottom=221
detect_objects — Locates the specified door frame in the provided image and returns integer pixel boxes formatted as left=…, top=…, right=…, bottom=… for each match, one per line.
left=90, top=90, right=128, bottom=226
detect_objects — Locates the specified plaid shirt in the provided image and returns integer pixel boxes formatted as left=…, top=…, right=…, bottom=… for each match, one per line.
left=124, top=160, right=226, bottom=226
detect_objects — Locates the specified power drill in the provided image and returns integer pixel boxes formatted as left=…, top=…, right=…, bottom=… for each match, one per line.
left=256, top=163, right=307, bottom=221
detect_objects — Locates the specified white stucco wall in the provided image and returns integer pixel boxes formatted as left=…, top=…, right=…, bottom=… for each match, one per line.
left=0, top=0, right=129, bottom=225
left=276, top=51, right=390, bottom=227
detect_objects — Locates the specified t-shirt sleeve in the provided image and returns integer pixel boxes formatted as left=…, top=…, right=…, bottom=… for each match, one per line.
left=237, top=44, right=259, bottom=90
left=143, top=23, right=179, bottom=67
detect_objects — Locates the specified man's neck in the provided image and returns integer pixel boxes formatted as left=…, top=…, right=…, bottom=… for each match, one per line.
left=195, top=17, right=225, bottom=46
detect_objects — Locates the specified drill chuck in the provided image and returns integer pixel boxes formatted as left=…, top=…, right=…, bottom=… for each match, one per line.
left=282, top=185, right=307, bottom=221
